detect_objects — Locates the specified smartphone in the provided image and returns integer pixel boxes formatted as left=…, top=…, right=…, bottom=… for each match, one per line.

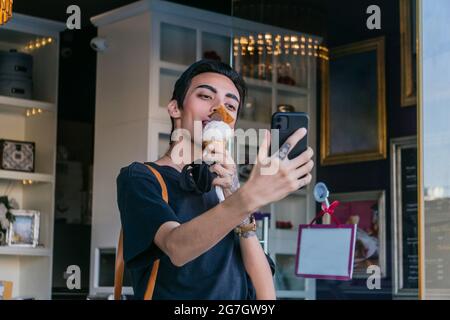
left=271, top=112, right=309, bottom=160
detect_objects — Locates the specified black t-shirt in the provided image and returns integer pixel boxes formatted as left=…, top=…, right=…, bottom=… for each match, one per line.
left=116, top=161, right=256, bottom=300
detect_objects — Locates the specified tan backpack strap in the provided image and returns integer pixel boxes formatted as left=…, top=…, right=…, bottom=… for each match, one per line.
left=143, top=259, right=160, bottom=299
left=145, top=164, right=169, bottom=202
left=114, top=163, right=169, bottom=300
left=113, top=228, right=125, bottom=300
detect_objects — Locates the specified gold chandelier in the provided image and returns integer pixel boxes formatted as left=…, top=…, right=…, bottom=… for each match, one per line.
left=0, top=0, right=13, bottom=25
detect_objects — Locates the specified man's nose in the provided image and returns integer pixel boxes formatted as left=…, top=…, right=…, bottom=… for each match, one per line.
left=210, top=103, right=223, bottom=113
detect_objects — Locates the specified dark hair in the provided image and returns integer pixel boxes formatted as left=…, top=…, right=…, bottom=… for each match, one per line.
left=170, top=59, right=247, bottom=133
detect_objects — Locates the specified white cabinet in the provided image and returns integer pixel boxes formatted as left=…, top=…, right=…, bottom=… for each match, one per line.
left=91, top=0, right=320, bottom=299
left=0, top=14, right=64, bottom=299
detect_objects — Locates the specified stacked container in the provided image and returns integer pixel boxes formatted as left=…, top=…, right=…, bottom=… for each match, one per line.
left=0, top=49, right=33, bottom=99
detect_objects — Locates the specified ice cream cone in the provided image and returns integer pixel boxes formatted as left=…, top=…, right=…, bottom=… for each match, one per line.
left=202, top=120, right=233, bottom=203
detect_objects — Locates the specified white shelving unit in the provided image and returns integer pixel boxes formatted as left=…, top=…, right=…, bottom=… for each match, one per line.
left=231, top=15, right=318, bottom=300
left=0, top=170, right=54, bottom=183
left=91, top=0, right=320, bottom=299
left=0, top=95, right=56, bottom=112
left=0, top=14, right=64, bottom=300
left=0, top=246, right=51, bottom=257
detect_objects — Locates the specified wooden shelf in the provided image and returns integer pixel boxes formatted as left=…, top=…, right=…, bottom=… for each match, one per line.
left=276, top=290, right=308, bottom=299
left=0, top=246, right=51, bottom=257
left=276, top=83, right=309, bottom=95
left=291, top=188, right=308, bottom=197
left=244, top=77, right=309, bottom=96
left=236, top=119, right=270, bottom=131
left=159, top=60, right=188, bottom=73
left=0, top=170, right=54, bottom=183
left=244, top=77, right=273, bottom=89
left=0, top=95, right=56, bottom=114
left=269, top=228, right=299, bottom=239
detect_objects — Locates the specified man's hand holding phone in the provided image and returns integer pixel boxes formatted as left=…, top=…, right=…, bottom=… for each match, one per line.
left=240, top=128, right=314, bottom=213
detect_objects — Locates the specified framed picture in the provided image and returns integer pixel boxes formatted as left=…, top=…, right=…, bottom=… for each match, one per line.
left=391, top=136, right=418, bottom=297
left=400, top=0, right=417, bottom=107
left=320, top=37, right=387, bottom=166
left=7, top=210, right=40, bottom=248
left=330, top=191, right=386, bottom=279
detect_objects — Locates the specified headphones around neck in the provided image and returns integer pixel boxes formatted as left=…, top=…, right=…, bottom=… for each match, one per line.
left=179, top=161, right=216, bottom=194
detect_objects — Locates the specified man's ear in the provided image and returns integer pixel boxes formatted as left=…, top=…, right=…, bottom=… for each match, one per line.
left=167, top=99, right=181, bottom=119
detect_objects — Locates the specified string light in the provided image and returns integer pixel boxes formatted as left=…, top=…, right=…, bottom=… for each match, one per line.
left=24, top=37, right=54, bottom=52
left=234, top=33, right=328, bottom=59
left=26, top=108, right=43, bottom=117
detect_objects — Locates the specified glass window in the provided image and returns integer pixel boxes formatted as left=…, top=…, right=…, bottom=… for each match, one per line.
left=421, top=0, right=450, bottom=300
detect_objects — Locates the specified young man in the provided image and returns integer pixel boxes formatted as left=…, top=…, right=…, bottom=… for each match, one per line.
left=116, top=59, right=314, bottom=299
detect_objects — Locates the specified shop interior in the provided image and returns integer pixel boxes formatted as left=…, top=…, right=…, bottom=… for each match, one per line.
left=0, top=0, right=433, bottom=300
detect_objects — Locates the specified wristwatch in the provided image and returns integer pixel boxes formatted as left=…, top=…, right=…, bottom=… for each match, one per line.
left=234, top=214, right=257, bottom=238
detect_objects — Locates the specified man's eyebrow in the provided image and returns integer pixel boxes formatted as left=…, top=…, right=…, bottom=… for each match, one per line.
left=225, top=93, right=240, bottom=104
left=195, top=84, right=240, bottom=104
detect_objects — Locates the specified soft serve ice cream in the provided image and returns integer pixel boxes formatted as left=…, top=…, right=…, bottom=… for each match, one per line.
left=202, top=105, right=234, bottom=201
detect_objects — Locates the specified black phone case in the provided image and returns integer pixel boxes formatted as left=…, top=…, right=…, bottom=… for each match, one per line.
left=271, top=112, right=309, bottom=160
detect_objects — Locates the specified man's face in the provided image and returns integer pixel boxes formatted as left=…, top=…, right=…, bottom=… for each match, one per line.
left=170, top=72, right=240, bottom=144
